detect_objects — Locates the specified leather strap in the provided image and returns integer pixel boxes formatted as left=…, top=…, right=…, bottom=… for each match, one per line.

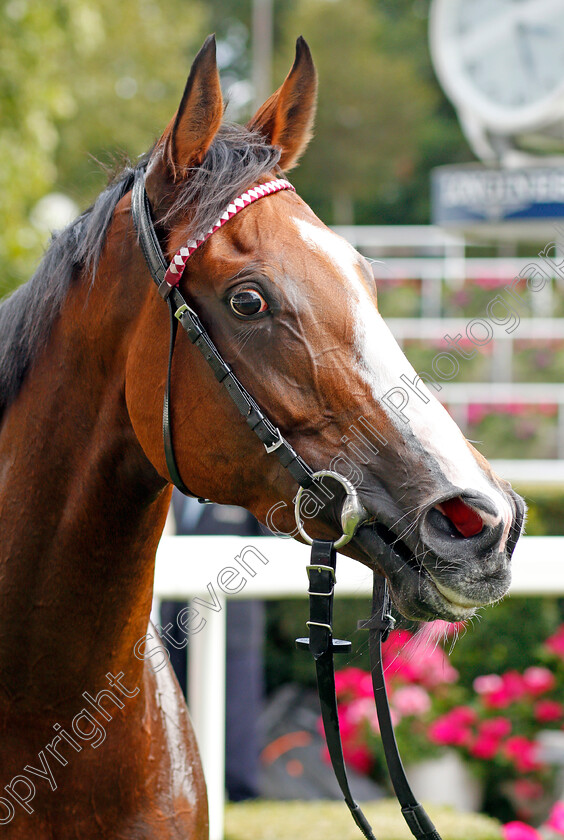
left=297, top=541, right=376, bottom=840
left=131, top=167, right=168, bottom=285
left=365, top=576, right=442, bottom=840
left=130, top=167, right=315, bottom=494
left=298, top=541, right=443, bottom=840
left=163, top=299, right=195, bottom=496
left=132, top=168, right=207, bottom=499
left=171, top=290, right=315, bottom=488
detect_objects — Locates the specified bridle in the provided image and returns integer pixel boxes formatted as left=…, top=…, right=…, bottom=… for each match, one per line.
left=131, top=170, right=314, bottom=499
left=131, top=167, right=442, bottom=840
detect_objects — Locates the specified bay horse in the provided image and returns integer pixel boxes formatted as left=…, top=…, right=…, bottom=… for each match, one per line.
left=0, top=35, right=524, bottom=839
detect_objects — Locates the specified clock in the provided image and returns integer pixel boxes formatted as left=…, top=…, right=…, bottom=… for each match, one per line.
left=429, top=0, right=564, bottom=160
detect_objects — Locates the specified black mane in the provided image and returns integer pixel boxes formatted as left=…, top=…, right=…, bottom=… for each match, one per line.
left=0, top=124, right=280, bottom=418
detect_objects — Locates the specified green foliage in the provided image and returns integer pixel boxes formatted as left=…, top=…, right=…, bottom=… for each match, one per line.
left=1, top=0, right=469, bottom=296
left=0, top=0, right=207, bottom=297
left=448, top=598, right=561, bottom=691
left=275, top=0, right=439, bottom=224
left=224, top=800, right=503, bottom=840
left=524, top=489, right=564, bottom=537
left=265, top=596, right=372, bottom=693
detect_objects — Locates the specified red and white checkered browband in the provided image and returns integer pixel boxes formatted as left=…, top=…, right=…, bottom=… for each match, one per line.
left=164, top=178, right=295, bottom=289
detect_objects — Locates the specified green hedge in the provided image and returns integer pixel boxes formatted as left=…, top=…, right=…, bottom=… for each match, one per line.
left=522, top=487, right=564, bottom=536
left=265, top=593, right=562, bottom=694
left=224, top=801, right=503, bottom=840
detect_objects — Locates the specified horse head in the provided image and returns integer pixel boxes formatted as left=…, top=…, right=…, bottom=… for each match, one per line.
left=125, top=36, right=525, bottom=622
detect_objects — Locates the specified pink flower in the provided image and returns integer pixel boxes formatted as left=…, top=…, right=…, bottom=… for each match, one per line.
left=504, top=737, right=542, bottom=773
left=428, top=708, right=475, bottom=747
left=474, top=674, right=504, bottom=695
left=343, top=743, right=373, bottom=775
left=450, top=706, right=478, bottom=726
left=546, top=801, right=564, bottom=834
left=475, top=276, right=506, bottom=290
left=392, top=685, right=431, bottom=717
left=470, top=718, right=511, bottom=760
left=479, top=717, right=512, bottom=740
left=468, top=404, right=488, bottom=425
left=382, top=630, right=417, bottom=683
left=384, top=630, right=458, bottom=688
left=322, top=704, right=375, bottom=776
left=523, top=666, right=556, bottom=696
left=334, top=706, right=357, bottom=741
left=476, top=671, right=527, bottom=709
left=322, top=740, right=373, bottom=775
left=346, top=698, right=375, bottom=726
left=502, top=822, right=542, bottom=840
left=335, top=668, right=373, bottom=700
left=534, top=699, right=563, bottom=723
left=545, top=626, right=564, bottom=659
left=471, top=733, right=500, bottom=760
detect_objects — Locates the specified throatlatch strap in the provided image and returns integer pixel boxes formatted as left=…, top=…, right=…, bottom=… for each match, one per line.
left=131, top=167, right=168, bottom=285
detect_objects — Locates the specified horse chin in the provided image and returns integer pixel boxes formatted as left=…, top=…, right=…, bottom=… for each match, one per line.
left=353, top=522, right=510, bottom=622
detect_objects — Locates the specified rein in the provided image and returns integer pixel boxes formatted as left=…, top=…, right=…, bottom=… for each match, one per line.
left=130, top=169, right=442, bottom=840
left=295, top=480, right=442, bottom=840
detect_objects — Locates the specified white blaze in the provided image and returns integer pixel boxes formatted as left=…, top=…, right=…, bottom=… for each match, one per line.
left=293, top=217, right=513, bottom=548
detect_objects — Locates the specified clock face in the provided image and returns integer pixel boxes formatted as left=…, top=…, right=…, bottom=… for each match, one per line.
left=430, top=0, right=564, bottom=133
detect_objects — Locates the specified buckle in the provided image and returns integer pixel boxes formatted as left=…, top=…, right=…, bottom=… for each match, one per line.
left=174, top=303, right=189, bottom=320
left=382, top=613, right=396, bottom=642
left=306, top=563, right=336, bottom=581
left=357, top=612, right=396, bottom=641
left=264, top=431, right=284, bottom=453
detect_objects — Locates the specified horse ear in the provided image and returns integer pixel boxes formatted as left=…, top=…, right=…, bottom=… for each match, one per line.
left=247, top=36, right=317, bottom=171
left=156, top=35, right=223, bottom=179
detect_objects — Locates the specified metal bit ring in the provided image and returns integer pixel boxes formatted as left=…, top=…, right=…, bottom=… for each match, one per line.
left=294, top=470, right=368, bottom=550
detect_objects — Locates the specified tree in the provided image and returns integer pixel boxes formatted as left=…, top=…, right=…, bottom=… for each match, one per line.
left=274, top=0, right=438, bottom=224
left=0, top=0, right=470, bottom=295
left=0, top=0, right=207, bottom=296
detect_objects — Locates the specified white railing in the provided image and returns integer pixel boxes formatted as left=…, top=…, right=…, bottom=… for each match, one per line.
left=332, top=224, right=465, bottom=252
left=434, top=383, right=564, bottom=458
left=332, top=225, right=562, bottom=318
left=487, top=459, right=564, bottom=485
left=152, top=533, right=564, bottom=840
left=389, top=317, right=564, bottom=384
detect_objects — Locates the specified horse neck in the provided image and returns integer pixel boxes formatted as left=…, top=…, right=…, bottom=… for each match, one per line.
left=0, top=208, right=170, bottom=713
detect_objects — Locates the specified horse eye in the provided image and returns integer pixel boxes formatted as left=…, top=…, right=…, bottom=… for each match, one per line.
left=229, top=289, right=268, bottom=317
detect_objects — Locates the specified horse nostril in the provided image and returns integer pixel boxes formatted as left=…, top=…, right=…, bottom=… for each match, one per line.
left=434, top=497, right=484, bottom=538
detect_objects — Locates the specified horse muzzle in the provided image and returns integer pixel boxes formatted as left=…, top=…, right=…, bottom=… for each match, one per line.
left=353, top=485, right=526, bottom=621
